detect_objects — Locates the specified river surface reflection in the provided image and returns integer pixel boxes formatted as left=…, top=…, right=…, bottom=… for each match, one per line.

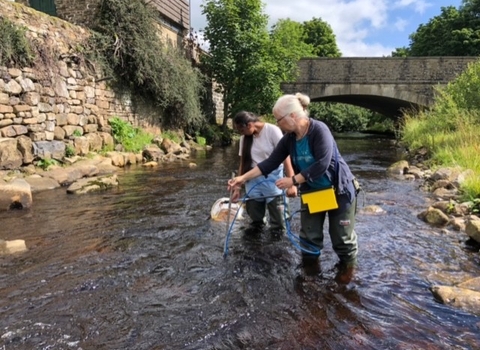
left=1, top=134, right=479, bottom=349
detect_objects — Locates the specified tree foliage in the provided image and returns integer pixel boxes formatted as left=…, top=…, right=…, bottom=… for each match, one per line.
left=90, top=0, right=205, bottom=129
left=269, top=19, right=316, bottom=82
left=309, top=102, right=371, bottom=132
left=202, top=1, right=346, bottom=127
left=302, top=18, right=341, bottom=57
left=202, top=0, right=279, bottom=125
left=392, top=0, right=480, bottom=56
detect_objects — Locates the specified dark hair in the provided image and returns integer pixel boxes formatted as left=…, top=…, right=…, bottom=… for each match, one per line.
left=234, top=111, right=259, bottom=175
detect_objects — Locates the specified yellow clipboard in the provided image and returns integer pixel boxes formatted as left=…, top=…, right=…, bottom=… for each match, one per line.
left=301, top=187, right=338, bottom=213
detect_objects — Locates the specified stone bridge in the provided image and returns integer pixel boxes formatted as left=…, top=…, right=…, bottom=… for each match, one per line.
left=281, top=57, right=479, bottom=118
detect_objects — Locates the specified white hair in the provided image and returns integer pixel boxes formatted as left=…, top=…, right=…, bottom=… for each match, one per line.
left=273, top=93, right=310, bottom=119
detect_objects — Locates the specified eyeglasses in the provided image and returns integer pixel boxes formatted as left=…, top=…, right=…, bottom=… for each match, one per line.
left=276, top=113, right=290, bottom=124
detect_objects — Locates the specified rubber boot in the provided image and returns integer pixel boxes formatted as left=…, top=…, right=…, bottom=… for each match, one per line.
left=245, top=199, right=266, bottom=233
left=267, top=196, right=286, bottom=233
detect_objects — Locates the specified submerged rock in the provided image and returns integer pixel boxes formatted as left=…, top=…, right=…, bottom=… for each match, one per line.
left=0, top=239, right=27, bottom=254
left=430, top=285, right=480, bottom=316
left=0, top=178, right=32, bottom=210
left=66, top=174, right=118, bottom=194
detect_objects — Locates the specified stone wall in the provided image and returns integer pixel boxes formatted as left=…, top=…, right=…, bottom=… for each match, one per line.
left=212, top=81, right=225, bottom=125
left=294, top=57, right=478, bottom=84
left=0, top=0, right=165, bottom=169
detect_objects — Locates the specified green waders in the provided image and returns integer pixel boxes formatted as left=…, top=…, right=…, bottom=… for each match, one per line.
left=300, top=196, right=358, bottom=264
left=246, top=196, right=287, bottom=232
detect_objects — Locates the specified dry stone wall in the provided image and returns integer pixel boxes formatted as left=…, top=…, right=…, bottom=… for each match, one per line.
left=0, top=0, right=163, bottom=170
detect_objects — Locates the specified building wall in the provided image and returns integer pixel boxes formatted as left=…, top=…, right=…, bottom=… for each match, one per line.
left=14, top=0, right=189, bottom=49
left=149, top=0, right=190, bottom=33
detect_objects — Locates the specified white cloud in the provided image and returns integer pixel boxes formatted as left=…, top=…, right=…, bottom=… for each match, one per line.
left=394, top=17, right=409, bottom=31
left=393, top=0, right=432, bottom=14
left=339, top=40, right=394, bottom=57
left=188, top=0, right=434, bottom=57
left=265, top=0, right=389, bottom=38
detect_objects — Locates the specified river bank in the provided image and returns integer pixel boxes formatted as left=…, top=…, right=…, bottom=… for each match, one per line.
left=0, top=136, right=209, bottom=210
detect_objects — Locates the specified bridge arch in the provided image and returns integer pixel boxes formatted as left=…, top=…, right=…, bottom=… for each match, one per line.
left=281, top=57, right=478, bottom=118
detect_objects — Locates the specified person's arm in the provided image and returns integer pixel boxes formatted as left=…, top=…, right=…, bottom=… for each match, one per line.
left=283, top=156, right=294, bottom=178
left=228, top=166, right=262, bottom=190
left=231, top=157, right=244, bottom=202
left=283, top=156, right=298, bottom=197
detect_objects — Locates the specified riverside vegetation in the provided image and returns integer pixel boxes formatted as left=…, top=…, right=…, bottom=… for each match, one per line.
left=400, top=59, right=480, bottom=210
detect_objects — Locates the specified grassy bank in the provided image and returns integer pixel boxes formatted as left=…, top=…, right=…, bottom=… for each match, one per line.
left=400, top=60, right=480, bottom=201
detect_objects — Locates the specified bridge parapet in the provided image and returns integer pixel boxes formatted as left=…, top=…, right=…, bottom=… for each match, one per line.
left=282, top=57, right=479, bottom=118
left=296, top=57, right=478, bottom=84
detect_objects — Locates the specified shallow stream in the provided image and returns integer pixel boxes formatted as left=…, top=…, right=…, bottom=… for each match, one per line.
left=1, top=134, right=479, bottom=349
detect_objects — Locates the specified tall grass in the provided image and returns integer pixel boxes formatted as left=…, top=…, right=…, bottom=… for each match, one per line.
left=400, top=60, right=480, bottom=201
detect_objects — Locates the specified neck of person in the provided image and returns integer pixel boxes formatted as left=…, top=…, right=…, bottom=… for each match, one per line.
left=296, top=118, right=309, bottom=140
left=252, top=121, right=264, bottom=137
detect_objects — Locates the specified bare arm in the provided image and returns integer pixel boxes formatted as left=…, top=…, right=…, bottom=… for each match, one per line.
left=231, top=156, right=244, bottom=202
left=228, top=166, right=262, bottom=190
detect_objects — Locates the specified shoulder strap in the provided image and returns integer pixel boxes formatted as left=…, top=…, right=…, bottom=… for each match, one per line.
left=334, top=144, right=339, bottom=190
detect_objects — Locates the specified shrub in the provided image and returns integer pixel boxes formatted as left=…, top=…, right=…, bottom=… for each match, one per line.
left=90, top=0, right=206, bottom=130
left=109, top=117, right=153, bottom=152
left=37, top=158, right=59, bottom=170
left=65, top=145, right=76, bottom=157
left=0, top=18, right=35, bottom=67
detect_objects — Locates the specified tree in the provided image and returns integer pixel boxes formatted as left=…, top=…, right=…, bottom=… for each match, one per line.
left=302, top=18, right=341, bottom=57
left=269, top=18, right=316, bottom=82
left=201, top=0, right=277, bottom=126
left=391, top=47, right=410, bottom=57
left=309, top=102, right=371, bottom=132
left=405, top=1, right=480, bottom=56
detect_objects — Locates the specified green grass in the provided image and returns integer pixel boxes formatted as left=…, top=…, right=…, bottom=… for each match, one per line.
left=401, top=109, right=480, bottom=201
left=109, top=117, right=153, bottom=152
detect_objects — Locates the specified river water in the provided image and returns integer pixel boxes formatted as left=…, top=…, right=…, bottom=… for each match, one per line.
left=1, top=134, right=479, bottom=350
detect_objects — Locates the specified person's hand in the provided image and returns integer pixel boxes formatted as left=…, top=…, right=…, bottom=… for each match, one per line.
left=275, top=177, right=292, bottom=191
left=286, top=186, right=297, bottom=198
left=228, top=176, right=245, bottom=191
left=230, top=188, right=241, bottom=203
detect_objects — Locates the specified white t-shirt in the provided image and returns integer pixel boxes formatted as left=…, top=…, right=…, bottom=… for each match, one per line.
left=238, top=123, right=283, bottom=168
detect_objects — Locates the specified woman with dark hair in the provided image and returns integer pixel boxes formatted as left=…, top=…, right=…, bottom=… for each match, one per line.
left=232, top=111, right=296, bottom=235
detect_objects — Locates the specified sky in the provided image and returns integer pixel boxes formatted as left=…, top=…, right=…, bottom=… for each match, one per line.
left=189, top=0, right=463, bottom=57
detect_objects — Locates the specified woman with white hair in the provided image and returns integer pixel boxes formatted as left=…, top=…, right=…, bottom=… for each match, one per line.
left=228, top=93, right=358, bottom=269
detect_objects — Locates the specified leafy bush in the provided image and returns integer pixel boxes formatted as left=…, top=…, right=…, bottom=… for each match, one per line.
left=161, top=130, right=181, bottom=143
left=109, top=117, right=153, bottom=152
left=0, top=18, right=35, bottom=67
left=195, top=135, right=206, bottom=146
left=309, top=102, right=370, bottom=132
left=90, top=0, right=206, bottom=130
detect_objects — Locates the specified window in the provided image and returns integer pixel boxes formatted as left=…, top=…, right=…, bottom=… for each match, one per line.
left=29, top=0, right=57, bottom=16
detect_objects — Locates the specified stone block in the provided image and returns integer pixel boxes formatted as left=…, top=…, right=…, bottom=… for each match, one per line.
left=0, top=240, right=27, bottom=254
